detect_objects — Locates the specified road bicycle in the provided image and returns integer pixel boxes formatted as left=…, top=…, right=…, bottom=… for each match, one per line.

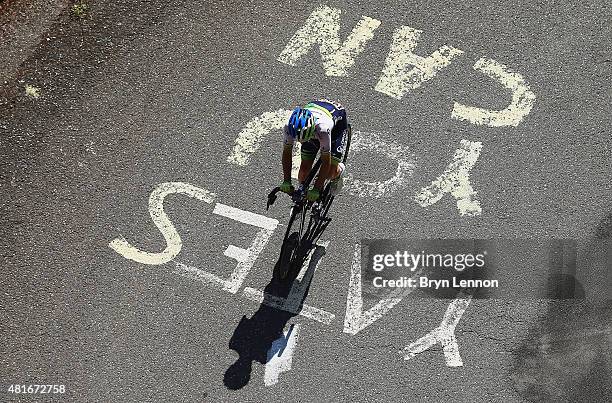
left=267, top=125, right=352, bottom=281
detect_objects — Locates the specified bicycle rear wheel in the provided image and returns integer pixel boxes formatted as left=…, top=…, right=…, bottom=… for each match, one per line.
left=341, top=123, right=352, bottom=164
left=307, top=124, right=352, bottom=244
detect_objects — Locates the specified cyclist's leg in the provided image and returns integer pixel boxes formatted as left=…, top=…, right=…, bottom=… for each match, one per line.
left=329, top=161, right=345, bottom=196
left=329, top=113, right=348, bottom=193
left=332, top=161, right=345, bottom=178
left=298, top=160, right=314, bottom=183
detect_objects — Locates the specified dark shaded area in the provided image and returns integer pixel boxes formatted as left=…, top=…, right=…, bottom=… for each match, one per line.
left=223, top=245, right=325, bottom=390
left=595, top=212, right=612, bottom=240
left=510, top=299, right=611, bottom=402
left=510, top=214, right=612, bottom=401
left=0, top=0, right=179, bottom=107
left=545, top=239, right=580, bottom=299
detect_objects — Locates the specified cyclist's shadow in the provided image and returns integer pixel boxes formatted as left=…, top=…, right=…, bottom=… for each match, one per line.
left=223, top=244, right=326, bottom=390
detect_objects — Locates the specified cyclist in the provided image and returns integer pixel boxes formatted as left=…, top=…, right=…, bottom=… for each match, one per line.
left=280, top=99, right=348, bottom=202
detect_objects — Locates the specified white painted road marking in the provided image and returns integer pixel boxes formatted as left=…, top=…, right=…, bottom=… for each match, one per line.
left=226, top=117, right=417, bottom=199
left=346, top=130, right=415, bottom=198
left=265, top=324, right=301, bottom=386
left=109, top=182, right=215, bottom=265
left=243, top=287, right=335, bottom=325
left=243, top=243, right=336, bottom=325
left=277, top=5, right=381, bottom=77
left=415, top=140, right=483, bottom=216
left=375, top=26, right=464, bottom=99
left=277, top=5, right=536, bottom=124
left=110, top=184, right=479, bottom=365
left=213, top=203, right=278, bottom=231
left=227, top=109, right=292, bottom=166
left=173, top=203, right=278, bottom=294
left=343, top=243, right=421, bottom=335
left=452, top=58, right=536, bottom=127
left=401, top=290, right=473, bottom=367
left=24, top=84, right=41, bottom=99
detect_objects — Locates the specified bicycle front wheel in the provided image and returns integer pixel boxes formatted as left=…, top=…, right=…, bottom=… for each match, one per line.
left=274, top=203, right=306, bottom=281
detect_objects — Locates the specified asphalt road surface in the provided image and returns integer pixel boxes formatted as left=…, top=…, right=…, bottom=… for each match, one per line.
left=1, top=0, right=611, bottom=401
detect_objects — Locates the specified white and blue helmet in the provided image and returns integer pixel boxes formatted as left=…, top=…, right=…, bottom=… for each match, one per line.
left=288, top=107, right=316, bottom=142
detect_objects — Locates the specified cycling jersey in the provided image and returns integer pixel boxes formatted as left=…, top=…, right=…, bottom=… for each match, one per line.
left=283, top=99, right=348, bottom=163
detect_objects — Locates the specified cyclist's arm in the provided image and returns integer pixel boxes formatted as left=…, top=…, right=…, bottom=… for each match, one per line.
left=282, top=143, right=293, bottom=182
left=282, top=125, right=293, bottom=182
left=313, top=151, right=332, bottom=190
left=313, top=128, right=333, bottom=190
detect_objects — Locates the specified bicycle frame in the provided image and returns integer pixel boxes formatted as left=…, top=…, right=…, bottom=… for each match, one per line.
left=267, top=160, right=331, bottom=245
left=267, top=124, right=352, bottom=279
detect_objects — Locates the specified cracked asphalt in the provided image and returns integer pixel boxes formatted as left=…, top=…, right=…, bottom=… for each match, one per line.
left=1, top=0, right=611, bottom=401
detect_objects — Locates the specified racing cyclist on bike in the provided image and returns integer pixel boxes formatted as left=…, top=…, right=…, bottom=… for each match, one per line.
left=280, top=99, right=348, bottom=202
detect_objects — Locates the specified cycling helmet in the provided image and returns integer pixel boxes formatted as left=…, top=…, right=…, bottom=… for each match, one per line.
left=288, top=107, right=316, bottom=142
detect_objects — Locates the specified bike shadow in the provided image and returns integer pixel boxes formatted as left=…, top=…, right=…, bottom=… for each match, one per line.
left=223, top=244, right=327, bottom=390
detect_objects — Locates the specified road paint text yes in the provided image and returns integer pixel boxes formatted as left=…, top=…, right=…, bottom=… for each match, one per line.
left=110, top=181, right=472, bottom=367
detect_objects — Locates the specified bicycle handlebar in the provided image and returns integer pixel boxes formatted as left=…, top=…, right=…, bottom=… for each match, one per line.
left=266, top=187, right=281, bottom=210
left=267, top=186, right=310, bottom=210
